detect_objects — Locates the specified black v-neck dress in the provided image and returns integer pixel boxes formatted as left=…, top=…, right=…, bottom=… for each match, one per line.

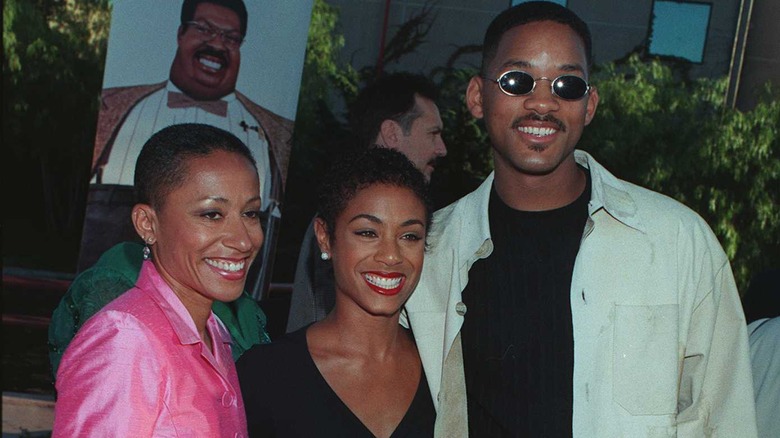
left=237, top=328, right=435, bottom=437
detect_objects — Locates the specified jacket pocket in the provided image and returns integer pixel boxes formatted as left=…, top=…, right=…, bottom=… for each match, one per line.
left=613, top=304, right=679, bottom=415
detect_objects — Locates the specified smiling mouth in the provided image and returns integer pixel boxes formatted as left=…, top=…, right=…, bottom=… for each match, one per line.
left=363, top=272, right=405, bottom=296
left=197, top=56, right=223, bottom=72
left=205, top=258, right=245, bottom=272
left=517, top=126, right=557, bottom=137
left=513, top=114, right=565, bottom=139
left=195, top=47, right=228, bottom=73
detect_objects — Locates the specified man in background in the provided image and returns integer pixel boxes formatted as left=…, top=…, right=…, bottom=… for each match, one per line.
left=286, top=72, right=447, bottom=332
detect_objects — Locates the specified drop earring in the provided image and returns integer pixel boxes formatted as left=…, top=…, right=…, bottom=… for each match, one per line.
left=143, top=237, right=153, bottom=260
left=320, top=252, right=330, bottom=261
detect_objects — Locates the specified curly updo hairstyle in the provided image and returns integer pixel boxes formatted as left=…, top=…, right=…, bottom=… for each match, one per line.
left=316, top=147, right=432, bottom=241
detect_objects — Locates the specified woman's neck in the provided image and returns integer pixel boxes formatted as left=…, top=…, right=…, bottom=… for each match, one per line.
left=313, top=306, right=408, bottom=361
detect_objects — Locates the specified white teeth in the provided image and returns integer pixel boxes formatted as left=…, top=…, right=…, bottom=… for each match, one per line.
left=206, top=259, right=244, bottom=272
left=518, top=126, right=556, bottom=137
left=199, top=58, right=222, bottom=70
left=364, top=274, right=402, bottom=289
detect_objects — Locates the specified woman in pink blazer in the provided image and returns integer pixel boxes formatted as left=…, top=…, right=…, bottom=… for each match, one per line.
left=53, top=123, right=264, bottom=437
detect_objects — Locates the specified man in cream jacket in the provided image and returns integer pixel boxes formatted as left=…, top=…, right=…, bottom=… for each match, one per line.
left=404, top=2, right=757, bottom=437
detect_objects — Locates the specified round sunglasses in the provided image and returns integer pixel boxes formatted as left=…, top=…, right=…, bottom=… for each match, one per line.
left=485, top=70, right=591, bottom=100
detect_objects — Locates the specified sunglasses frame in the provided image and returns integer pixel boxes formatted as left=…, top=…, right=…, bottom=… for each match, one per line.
left=486, top=70, right=591, bottom=101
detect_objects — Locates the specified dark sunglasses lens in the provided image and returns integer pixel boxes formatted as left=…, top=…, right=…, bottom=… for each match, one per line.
left=498, top=71, right=535, bottom=95
left=553, top=76, right=589, bottom=100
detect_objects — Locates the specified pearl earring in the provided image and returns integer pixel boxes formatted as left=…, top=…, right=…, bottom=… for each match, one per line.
left=320, top=252, right=330, bottom=261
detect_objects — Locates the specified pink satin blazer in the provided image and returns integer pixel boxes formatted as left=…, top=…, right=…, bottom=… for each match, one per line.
left=53, top=261, right=247, bottom=437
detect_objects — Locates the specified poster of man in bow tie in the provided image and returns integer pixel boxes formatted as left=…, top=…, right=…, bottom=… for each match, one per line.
left=79, top=0, right=312, bottom=298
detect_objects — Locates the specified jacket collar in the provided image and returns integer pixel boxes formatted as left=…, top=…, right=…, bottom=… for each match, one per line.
left=574, top=150, right=645, bottom=233
left=433, top=151, right=645, bottom=258
left=138, top=261, right=232, bottom=347
left=431, top=172, right=495, bottom=266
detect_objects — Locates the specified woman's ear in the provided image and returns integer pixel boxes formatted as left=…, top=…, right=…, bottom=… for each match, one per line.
left=313, top=217, right=332, bottom=257
left=132, top=204, right=158, bottom=245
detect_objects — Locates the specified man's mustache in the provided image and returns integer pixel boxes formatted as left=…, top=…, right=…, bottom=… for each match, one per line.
left=512, top=114, right=566, bottom=132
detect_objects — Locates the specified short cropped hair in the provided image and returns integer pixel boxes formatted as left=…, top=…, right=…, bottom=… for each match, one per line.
left=317, top=147, right=432, bottom=241
left=134, top=123, right=256, bottom=209
left=181, top=0, right=249, bottom=37
left=481, top=1, right=593, bottom=74
left=349, top=73, right=439, bottom=148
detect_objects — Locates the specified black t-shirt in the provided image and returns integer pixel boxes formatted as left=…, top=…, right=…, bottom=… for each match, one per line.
left=461, top=171, right=591, bottom=437
left=237, top=328, right=436, bottom=437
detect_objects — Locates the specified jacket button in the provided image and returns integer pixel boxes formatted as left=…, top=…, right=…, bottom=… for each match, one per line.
left=222, top=391, right=235, bottom=407
left=455, top=302, right=467, bottom=316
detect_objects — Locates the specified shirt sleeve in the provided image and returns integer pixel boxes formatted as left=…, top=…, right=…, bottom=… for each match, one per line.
left=52, top=310, right=167, bottom=437
left=677, top=256, right=758, bottom=437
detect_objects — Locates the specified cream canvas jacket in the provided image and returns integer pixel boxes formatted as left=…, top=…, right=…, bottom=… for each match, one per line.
left=404, top=150, right=757, bottom=437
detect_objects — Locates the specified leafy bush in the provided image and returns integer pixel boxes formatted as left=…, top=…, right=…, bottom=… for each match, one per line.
left=580, top=55, right=780, bottom=290
left=3, top=0, right=110, bottom=271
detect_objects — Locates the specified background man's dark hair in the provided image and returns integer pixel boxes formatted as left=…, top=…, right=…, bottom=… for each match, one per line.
left=481, top=1, right=593, bottom=74
left=181, top=0, right=249, bottom=37
left=349, top=72, right=439, bottom=149
left=135, top=123, right=256, bottom=209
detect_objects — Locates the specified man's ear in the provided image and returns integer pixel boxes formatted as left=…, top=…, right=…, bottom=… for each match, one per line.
left=466, top=75, right=485, bottom=119
left=132, top=204, right=158, bottom=245
left=313, top=217, right=332, bottom=257
left=377, top=119, right=402, bottom=148
left=584, top=85, right=599, bottom=126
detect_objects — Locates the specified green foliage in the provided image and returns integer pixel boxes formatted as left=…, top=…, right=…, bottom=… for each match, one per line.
left=580, top=55, right=780, bottom=290
left=3, top=0, right=110, bottom=270
left=4, top=0, right=110, bottom=158
left=274, top=0, right=355, bottom=280
left=289, top=0, right=355, bottom=178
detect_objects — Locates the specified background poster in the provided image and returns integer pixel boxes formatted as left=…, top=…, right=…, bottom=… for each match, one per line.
left=79, top=0, right=313, bottom=298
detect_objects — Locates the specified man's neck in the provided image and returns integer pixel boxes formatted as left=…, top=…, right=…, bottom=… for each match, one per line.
left=493, top=157, right=587, bottom=212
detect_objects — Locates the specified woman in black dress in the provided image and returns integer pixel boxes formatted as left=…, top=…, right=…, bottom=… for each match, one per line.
left=238, top=148, right=434, bottom=437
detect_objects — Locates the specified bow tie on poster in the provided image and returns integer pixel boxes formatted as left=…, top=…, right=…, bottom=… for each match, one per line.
left=167, top=91, right=228, bottom=117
